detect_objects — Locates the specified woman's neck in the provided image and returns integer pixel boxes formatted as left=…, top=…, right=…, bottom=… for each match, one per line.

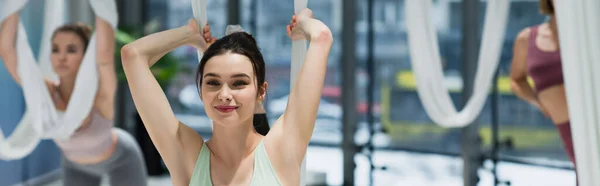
left=208, top=118, right=262, bottom=167
left=546, top=16, right=560, bottom=47
left=548, top=16, right=558, bottom=33
left=57, top=78, right=76, bottom=103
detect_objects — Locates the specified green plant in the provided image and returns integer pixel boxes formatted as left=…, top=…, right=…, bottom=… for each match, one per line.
left=113, top=24, right=181, bottom=89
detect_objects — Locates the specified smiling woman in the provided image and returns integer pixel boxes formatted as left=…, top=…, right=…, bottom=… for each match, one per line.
left=120, top=8, right=333, bottom=186
left=196, top=33, right=266, bottom=126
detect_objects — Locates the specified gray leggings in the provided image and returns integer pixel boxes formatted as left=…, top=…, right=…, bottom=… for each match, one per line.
left=61, top=128, right=148, bottom=186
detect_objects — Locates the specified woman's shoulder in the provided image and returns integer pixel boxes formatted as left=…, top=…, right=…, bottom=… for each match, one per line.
left=516, top=27, right=533, bottom=41
left=516, top=23, right=547, bottom=41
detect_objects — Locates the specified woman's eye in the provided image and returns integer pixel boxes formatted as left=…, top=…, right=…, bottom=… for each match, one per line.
left=233, top=80, right=248, bottom=86
left=206, top=81, right=220, bottom=86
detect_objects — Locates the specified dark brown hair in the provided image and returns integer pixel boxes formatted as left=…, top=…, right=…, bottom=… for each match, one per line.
left=195, top=32, right=266, bottom=96
left=51, top=23, right=93, bottom=51
left=540, top=0, right=554, bottom=15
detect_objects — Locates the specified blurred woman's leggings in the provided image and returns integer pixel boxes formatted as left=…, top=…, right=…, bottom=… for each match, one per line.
left=556, top=121, right=577, bottom=184
left=61, top=128, right=148, bottom=186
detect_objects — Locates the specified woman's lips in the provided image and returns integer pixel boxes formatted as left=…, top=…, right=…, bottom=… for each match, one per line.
left=214, top=106, right=238, bottom=113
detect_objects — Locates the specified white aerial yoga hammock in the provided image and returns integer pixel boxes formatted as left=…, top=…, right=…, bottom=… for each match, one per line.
left=190, top=0, right=308, bottom=185
left=292, top=2, right=308, bottom=186
left=554, top=1, right=600, bottom=185
left=0, top=0, right=118, bottom=160
left=404, top=0, right=510, bottom=128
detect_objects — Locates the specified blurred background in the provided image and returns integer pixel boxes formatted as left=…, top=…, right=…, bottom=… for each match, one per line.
left=0, top=0, right=576, bottom=185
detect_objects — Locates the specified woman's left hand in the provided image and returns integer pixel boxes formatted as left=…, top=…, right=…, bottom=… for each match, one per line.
left=286, top=8, right=314, bottom=41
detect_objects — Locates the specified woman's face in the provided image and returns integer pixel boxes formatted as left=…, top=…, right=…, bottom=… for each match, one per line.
left=200, top=52, right=264, bottom=127
left=51, top=31, right=85, bottom=79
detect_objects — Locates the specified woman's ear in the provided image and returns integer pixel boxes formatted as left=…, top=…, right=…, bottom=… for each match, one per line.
left=259, top=82, right=268, bottom=101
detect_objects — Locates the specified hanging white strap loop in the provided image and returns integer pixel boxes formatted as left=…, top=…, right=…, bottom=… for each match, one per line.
left=405, top=0, right=510, bottom=128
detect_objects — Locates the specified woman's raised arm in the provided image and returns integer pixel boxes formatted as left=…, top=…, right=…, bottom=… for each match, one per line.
left=120, top=19, right=213, bottom=185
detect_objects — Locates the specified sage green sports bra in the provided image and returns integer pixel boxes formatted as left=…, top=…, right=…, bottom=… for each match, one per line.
left=189, top=140, right=282, bottom=186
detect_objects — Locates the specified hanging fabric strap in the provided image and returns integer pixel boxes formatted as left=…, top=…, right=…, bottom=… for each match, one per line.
left=292, top=1, right=308, bottom=185
left=404, top=0, right=510, bottom=128
left=0, top=0, right=118, bottom=160
left=555, top=1, right=600, bottom=185
left=38, top=0, right=66, bottom=82
left=0, top=0, right=62, bottom=160
left=191, top=0, right=208, bottom=62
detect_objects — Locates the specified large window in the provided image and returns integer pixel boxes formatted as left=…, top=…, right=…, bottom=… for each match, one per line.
left=246, top=0, right=344, bottom=143
left=372, top=0, right=570, bottom=163
left=146, top=0, right=570, bottom=160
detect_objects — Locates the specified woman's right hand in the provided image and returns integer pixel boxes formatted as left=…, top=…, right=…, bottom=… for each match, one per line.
left=186, top=19, right=216, bottom=52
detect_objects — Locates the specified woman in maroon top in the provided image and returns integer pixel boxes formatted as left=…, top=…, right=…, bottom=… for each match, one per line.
left=510, top=0, right=577, bottom=183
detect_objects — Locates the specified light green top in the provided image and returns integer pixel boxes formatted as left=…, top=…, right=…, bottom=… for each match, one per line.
left=189, top=140, right=282, bottom=186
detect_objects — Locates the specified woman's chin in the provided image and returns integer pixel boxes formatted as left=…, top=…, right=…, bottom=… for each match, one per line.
left=209, top=113, right=238, bottom=124
left=209, top=114, right=254, bottom=128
